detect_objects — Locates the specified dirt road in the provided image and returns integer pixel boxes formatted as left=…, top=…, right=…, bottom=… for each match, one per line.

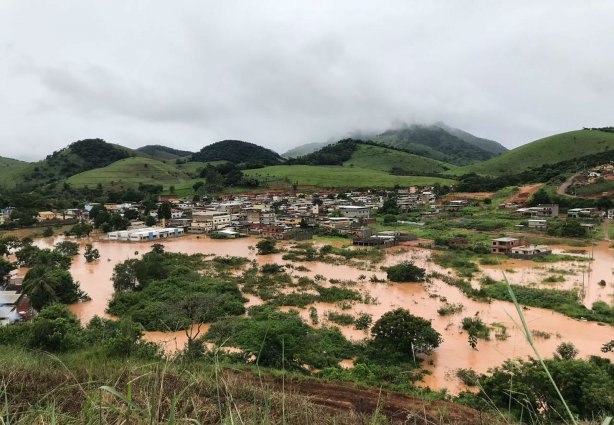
left=557, top=173, right=578, bottom=197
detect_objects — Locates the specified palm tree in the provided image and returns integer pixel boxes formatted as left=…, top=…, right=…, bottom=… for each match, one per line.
left=23, top=266, right=58, bottom=310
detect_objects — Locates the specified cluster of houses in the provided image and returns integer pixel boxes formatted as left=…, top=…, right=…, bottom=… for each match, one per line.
left=584, top=164, right=614, bottom=183
left=95, top=189, right=437, bottom=243
left=508, top=203, right=614, bottom=230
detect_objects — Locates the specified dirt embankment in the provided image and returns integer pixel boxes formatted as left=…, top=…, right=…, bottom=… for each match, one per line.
left=502, top=183, right=543, bottom=205
left=252, top=374, right=491, bottom=425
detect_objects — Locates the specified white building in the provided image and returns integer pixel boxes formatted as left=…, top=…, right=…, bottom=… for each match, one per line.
left=337, top=205, right=370, bottom=219
left=191, top=210, right=231, bottom=231
left=0, top=291, right=22, bottom=325
left=107, top=227, right=184, bottom=241
left=528, top=219, right=547, bottom=229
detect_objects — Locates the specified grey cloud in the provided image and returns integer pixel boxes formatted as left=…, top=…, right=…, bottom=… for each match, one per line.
left=0, top=1, right=613, bottom=160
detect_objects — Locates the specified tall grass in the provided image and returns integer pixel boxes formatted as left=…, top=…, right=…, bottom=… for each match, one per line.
left=503, top=272, right=577, bottom=425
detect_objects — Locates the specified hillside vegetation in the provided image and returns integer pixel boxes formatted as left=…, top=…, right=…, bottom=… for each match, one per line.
left=435, top=123, right=507, bottom=155
left=245, top=165, right=455, bottom=188
left=283, top=141, right=330, bottom=158
left=462, top=129, right=614, bottom=176
left=67, top=157, right=192, bottom=189
left=136, top=144, right=193, bottom=160
left=373, top=125, right=496, bottom=165
left=0, top=139, right=136, bottom=189
left=344, top=143, right=456, bottom=175
left=192, top=140, right=283, bottom=165
left=0, top=156, right=29, bottom=187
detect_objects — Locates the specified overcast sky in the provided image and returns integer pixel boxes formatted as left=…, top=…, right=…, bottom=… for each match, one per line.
left=1, top=1, right=613, bottom=161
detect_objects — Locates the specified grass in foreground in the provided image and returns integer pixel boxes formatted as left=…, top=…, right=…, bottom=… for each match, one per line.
left=0, top=346, right=488, bottom=425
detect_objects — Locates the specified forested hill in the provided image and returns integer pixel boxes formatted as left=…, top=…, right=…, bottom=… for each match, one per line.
left=286, top=138, right=455, bottom=175
left=373, top=125, right=497, bottom=165
left=0, top=139, right=135, bottom=189
left=434, top=123, right=507, bottom=155
left=0, top=156, right=27, bottom=168
left=191, top=140, right=284, bottom=165
left=136, top=145, right=193, bottom=160
left=41, top=139, right=133, bottom=178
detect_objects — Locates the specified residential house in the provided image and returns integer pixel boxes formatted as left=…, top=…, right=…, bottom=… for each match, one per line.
left=568, top=208, right=601, bottom=218
left=190, top=210, right=231, bottom=232
left=37, top=211, right=57, bottom=222
left=491, top=237, right=525, bottom=255
left=337, top=205, right=370, bottom=219
left=260, top=225, right=293, bottom=240
left=516, top=204, right=559, bottom=218
left=509, top=245, right=552, bottom=259
left=158, top=194, right=179, bottom=203
left=528, top=219, right=548, bottom=229
left=0, top=291, right=23, bottom=325
left=245, top=207, right=276, bottom=225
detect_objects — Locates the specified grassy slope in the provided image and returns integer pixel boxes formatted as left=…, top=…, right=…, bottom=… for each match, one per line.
left=458, top=130, right=614, bottom=176
left=343, top=144, right=457, bottom=174
left=0, top=157, right=29, bottom=186
left=245, top=165, right=455, bottom=188
left=372, top=134, right=449, bottom=162
left=67, top=157, right=192, bottom=188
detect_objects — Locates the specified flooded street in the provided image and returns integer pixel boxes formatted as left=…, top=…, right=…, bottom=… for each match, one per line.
left=33, top=235, right=614, bottom=394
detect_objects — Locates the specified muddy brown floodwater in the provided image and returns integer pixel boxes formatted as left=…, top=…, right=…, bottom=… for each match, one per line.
left=32, top=235, right=614, bottom=394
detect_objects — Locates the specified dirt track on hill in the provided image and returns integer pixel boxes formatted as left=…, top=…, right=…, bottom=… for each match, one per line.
left=251, top=374, right=492, bottom=425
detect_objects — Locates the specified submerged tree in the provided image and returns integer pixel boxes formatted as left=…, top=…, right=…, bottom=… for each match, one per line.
left=83, top=244, right=100, bottom=263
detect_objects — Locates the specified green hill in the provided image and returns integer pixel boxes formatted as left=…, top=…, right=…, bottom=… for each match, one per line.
left=435, top=123, right=508, bottom=155
left=459, top=129, right=614, bottom=176
left=192, top=140, right=283, bottom=165
left=0, top=139, right=137, bottom=189
left=286, top=139, right=455, bottom=174
left=0, top=156, right=29, bottom=186
left=67, top=156, right=192, bottom=189
left=245, top=165, right=455, bottom=188
left=136, top=145, right=193, bottom=160
left=343, top=143, right=456, bottom=174
left=373, top=125, right=496, bottom=165
left=0, top=156, right=26, bottom=168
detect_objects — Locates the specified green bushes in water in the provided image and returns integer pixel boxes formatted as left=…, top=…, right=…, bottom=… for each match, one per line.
left=457, top=356, right=614, bottom=421
left=437, top=303, right=464, bottom=316
left=462, top=317, right=490, bottom=349
left=108, top=248, right=247, bottom=331
left=385, top=262, right=426, bottom=282
left=18, top=241, right=88, bottom=310
left=206, top=306, right=355, bottom=370
left=481, top=280, right=614, bottom=324
left=327, top=312, right=355, bottom=326
left=0, top=304, right=158, bottom=358
left=354, top=313, right=373, bottom=330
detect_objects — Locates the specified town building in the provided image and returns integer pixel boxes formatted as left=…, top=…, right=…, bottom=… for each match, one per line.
left=527, top=219, right=548, bottom=229
left=107, top=227, right=184, bottom=241
left=191, top=210, right=231, bottom=231
left=491, top=237, right=525, bottom=255
left=0, top=291, right=25, bottom=325
left=516, top=204, right=559, bottom=218
left=337, top=205, right=370, bottom=219
left=509, top=245, right=552, bottom=259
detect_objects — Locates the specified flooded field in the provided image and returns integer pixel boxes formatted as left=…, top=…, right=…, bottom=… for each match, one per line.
left=32, top=234, right=614, bottom=394
left=481, top=242, right=614, bottom=307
